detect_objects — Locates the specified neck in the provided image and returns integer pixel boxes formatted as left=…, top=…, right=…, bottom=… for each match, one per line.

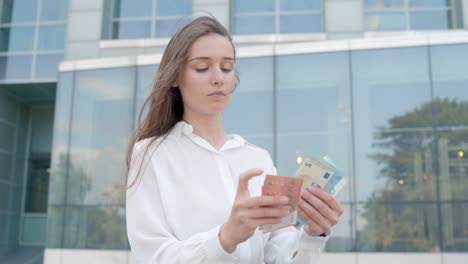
left=183, top=112, right=229, bottom=150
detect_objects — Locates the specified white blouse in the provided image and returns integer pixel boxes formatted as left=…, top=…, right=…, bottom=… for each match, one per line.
left=126, top=121, right=327, bottom=264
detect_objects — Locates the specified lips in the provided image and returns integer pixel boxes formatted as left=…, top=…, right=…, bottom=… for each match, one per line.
left=208, top=91, right=226, bottom=96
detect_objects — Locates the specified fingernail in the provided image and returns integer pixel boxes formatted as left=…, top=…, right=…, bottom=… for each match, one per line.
left=280, top=196, right=289, bottom=203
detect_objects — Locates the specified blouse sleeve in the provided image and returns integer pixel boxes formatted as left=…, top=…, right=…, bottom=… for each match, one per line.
left=262, top=150, right=328, bottom=264
left=126, top=141, right=239, bottom=264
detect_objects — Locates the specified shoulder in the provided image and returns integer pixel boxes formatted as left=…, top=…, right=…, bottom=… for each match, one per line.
left=132, top=135, right=172, bottom=161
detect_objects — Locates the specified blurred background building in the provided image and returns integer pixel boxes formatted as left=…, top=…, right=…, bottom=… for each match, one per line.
left=0, top=0, right=467, bottom=263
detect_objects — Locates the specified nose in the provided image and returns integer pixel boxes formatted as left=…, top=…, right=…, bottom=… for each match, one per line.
left=210, top=66, right=224, bottom=86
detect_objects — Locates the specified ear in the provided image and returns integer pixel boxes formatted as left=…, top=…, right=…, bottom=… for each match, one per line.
left=171, top=80, right=179, bottom=88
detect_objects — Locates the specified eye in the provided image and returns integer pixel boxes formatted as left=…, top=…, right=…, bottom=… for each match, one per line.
left=221, top=68, right=232, bottom=73
left=195, top=68, right=208, bottom=73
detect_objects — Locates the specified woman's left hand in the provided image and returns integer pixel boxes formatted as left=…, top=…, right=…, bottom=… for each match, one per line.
left=297, top=185, right=344, bottom=236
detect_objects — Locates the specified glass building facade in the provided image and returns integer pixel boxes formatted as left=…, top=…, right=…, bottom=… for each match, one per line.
left=0, top=0, right=468, bottom=263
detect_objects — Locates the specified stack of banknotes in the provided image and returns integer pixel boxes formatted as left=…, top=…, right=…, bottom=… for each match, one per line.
left=261, top=156, right=346, bottom=233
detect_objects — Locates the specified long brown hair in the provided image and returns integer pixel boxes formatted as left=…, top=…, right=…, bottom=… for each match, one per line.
left=126, top=16, right=236, bottom=186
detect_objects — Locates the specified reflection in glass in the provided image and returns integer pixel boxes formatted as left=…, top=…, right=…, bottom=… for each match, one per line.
left=35, top=54, right=64, bottom=79
left=38, top=24, right=65, bottom=51
left=431, top=44, right=468, bottom=103
left=112, top=20, right=151, bottom=39
left=0, top=0, right=38, bottom=23
left=233, top=15, right=275, bottom=35
left=49, top=72, right=73, bottom=205
left=356, top=203, right=440, bottom=251
left=40, top=0, right=69, bottom=21
left=325, top=204, right=354, bottom=252
left=0, top=55, right=32, bottom=81
left=135, top=65, right=157, bottom=124
left=63, top=206, right=128, bottom=249
left=68, top=68, right=134, bottom=205
left=46, top=206, right=64, bottom=247
left=276, top=52, right=352, bottom=201
left=442, top=203, right=468, bottom=251
left=352, top=47, right=432, bottom=202
left=0, top=26, right=35, bottom=52
left=437, top=129, right=468, bottom=201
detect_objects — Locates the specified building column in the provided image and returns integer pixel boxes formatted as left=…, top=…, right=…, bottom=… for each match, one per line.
left=463, top=0, right=468, bottom=29
left=192, top=0, right=230, bottom=30
left=64, top=0, right=105, bottom=60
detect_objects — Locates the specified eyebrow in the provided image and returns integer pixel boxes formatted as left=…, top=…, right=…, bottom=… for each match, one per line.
left=188, top=56, right=235, bottom=62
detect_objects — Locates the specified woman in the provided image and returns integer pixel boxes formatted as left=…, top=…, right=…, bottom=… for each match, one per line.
left=126, top=16, right=343, bottom=263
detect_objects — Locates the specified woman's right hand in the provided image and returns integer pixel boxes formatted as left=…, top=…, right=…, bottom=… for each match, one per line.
left=219, top=168, right=291, bottom=253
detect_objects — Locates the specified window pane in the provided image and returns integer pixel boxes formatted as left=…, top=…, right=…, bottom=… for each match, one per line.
left=234, top=0, right=275, bottom=13
left=41, top=0, right=69, bottom=21
left=325, top=204, right=354, bottom=251
left=410, top=10, right=451, bottom=30
left=233, top=15, right=275, bottom=35
left=35, top=54, right=63, bottom=79
left=224, top=57, right=274, bottom=154
left=436, top=130, right=468, bottom=201
left=156, top=0, right=191, bottom=16
left=112, top=21, right=151, bottom=39
left=68, top=67, right=134, bottom=205
left=431, top=44, right=468, bottom=118
left=63, top=206, right=127, bottom=249
left=113, top=0, right=152, bottom=18
left=442, top=203, right=468, bottom=251
left=409, top=0, right=450, bottom=7
left=280, top=14, right=322, bottom=33
left=352, top=47, right=433, bottom=202
left=38, top=24, right=65, bottom=51
left=0, top=0, right=38, bottom=23
left=365, top=12, right=406, bottom=30
left=0, top=122, right=14, bottom=152
left=24, top=155, right=50, bottom=213
left=0, top=55, right=32, bottom=81
left=49, top=72, right=73, bottom=205
left=0, top=26, right=35, bottom=52
left=0, top=152, right=12, bottom=181
left=276, top=52, right=352, bottom=202
left=155, top=18, right=190, bottom=38
left=46, top=206, right=64, bottom=247
left=135, top=65, right=157, bottom=123
left=0, top=184, right=9, bottom=210
left=364, top=0, right=404, bottom=9
left=280, top=0, right=321, bottom=11
left=356, top=203, right=439, bottom=251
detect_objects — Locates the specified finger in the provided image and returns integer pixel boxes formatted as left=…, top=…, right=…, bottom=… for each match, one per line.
left=236, top=168, right=264, bottom=197
left=307, top=186, right=344, bottom=215
left=242, top=195, right=290, bottom=208
left=247, top=206, right=290, bottom=219
left=298, top=206, right=326, bottom=235
left=298, top=199, right=332, bottom=231
left=301, top=187, right=337, bottom=221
